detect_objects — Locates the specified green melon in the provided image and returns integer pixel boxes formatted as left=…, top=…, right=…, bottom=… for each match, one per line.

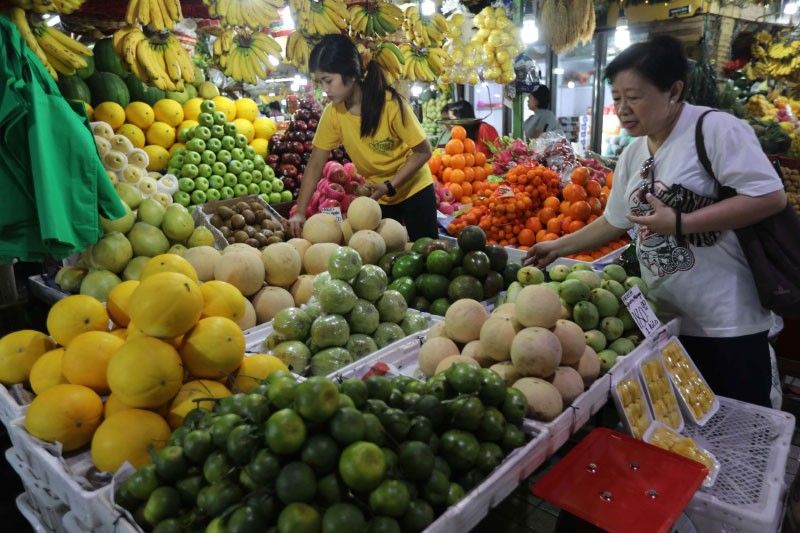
left=58, top=75, right=91, bottom=104
left=93, top=38, right=126, bottom=77
left=76, top=55, right=95, bottom=79
left=143, top=85, right=166, bottom=106
left=86, top=71, right=130, bottom=107
left=124, top=74, right=147, bottom=102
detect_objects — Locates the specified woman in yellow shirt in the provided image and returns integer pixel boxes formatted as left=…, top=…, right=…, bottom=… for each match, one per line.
left=288, top=34, right=437, bottom=240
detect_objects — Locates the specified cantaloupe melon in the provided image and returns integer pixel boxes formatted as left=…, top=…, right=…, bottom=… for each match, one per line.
left=179, top=316, right=245, bottom=378
left=550, top=366, right=584, bottom=405
left=377, top=218, right=408, bottom=252
left=347, top=197, right=382, bottom=231
left=426, top=321, right=448, bottom=341
left=237, top=298, right=257, bottom=330
left=182, top=246, right=221, bottom=282
left=444, top=299, right=488, bottom=343
left=510, top=327, right=562, bottom=378
left=200, top=280, right=246, bottom=322
left=303, top=243, right=340, bottom=275
left=261, top=242, right=301, bottom=288
left=435, top=355, right=480, bottom=375
left=515, top=285, right=561, bottom=328
left=552, top=319, right=586, bottom=366
left=223, top=243, right=262, bottom=258
left=461, top=340, right=493, bottom=367
left=479, top=316, right=518, bottom=362
left=302, top=213, right=343, bottom=244
left=490, top=362, right=521, bottom=386
left=513, top=377, right=563, bottom=421
left=348, top=230, right=386, bottom=265
left=287, top=238, right=312, bottom=263
left=418, top=337, right=459, bottom=377
left=290, top=275, right=315, bottom=305
left=214, top=250, right=265, bottom=296
left=252, top=286, right=295, bottom=324
left=573, top=345, right=600, bottom=386
left=341, top=220, right=353, bottom=243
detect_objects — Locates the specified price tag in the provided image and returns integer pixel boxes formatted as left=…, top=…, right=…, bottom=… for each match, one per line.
left=495, top=185, right=515, bottom=198
left=621, top=285, right=662, bottom=340
left=320, top=206, right=343, bottom=222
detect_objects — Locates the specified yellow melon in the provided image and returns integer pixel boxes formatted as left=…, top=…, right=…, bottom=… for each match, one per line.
left=107, top=280, right=140, bottom=328
left=0, top=330, right=56, bottom=385
left=62, top=331, right=125, bottom=394
left=212, top=96, right=236, bottom=121
left=168, top=379, right=231, bottom=428
left=200, top=280, right=246, bottom=322
left=179, top=317, right=244, bottom=378
left=127, top=272, right=203, bottom=338
left=233, top=354, right=289, bottom=392
left=46, top=295, right=109, bottom=346
left=234, top=98, right=259, bottom=122
left=91, top=409, right=171, bottom=472
left=24, top=384, right=104, bottom=451
left=126, top=321, right=183, bottom=348
left=140, top=254, right=199, bottom=283
left=107, top=337, right=184, bottom=408
left=110, top=328, right=128, bottom=340
left=103, top=393, right=136, bottom=419
left=29, top=348, right=67, bottom=394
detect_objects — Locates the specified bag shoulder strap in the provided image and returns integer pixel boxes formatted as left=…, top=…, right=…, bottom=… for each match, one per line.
left=695, top=109, right=721, bottom=187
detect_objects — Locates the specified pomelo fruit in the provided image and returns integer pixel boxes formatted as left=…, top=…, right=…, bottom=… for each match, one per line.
left=79, top=270, right=122, bottom=302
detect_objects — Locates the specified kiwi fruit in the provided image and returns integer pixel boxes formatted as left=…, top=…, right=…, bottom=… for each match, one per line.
left=245, top=238, right=260, bottom=248
left=217, top=206, right=235, bottom=219
left=220, top=226, right=231, bottom=237
left=244, top=225, right=256, bottom=238
left=242, top=209, right=255, bottom=225
left=230, top=214, right=246, bottom=229
left=210, top=214, right=224, bottom=227
left=234, top=230, right=249, bottom=243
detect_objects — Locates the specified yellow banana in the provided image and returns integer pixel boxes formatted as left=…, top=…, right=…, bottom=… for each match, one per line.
left=36, top=29, right=87, bottom=69
left=46, top=26, right=92, bottom=56
left=9, top=7, right=56, bottom=77
left=162, top=39, right=182, bottom=81
left=123, top=29, right=146, bottom=68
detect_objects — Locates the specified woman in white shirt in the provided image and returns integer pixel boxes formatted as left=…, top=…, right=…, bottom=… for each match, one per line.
left=525, top=36, right=787, bottom=407
left=523, top=85, right=561, bottom=138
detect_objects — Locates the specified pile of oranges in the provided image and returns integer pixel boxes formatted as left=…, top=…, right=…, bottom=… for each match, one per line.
left=428, top=126, right=494, bottom=205
left=565, top=236, right=631, bottom=262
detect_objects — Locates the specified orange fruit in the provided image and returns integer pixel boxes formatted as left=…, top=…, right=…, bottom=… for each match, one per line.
left=475, top=152, right=486, bottom=166
left=563, top=183, right=587, bottom=203
left=447, top=183, right=463, bottom=200
left=442, top=167, right=453, bottom=182
left=473, top=166, right=485, bottom=181
left=463, top=167, right=475, bottom=182
left=461, top=182, right=473, bottom=196
left=567, top=220, right=585, bottom=233
left=451, top=126, right=467, bottom=140
left=538, top=207, right=556, bottom=224
left=546, top=218, right=561, bottom=235
left=586, top=180, right=602, bottom=198
left=559, top=201, right=572, bottom=215
left=429, top=156, right=442, bottom=175
left=464, top=153, right=475, bottom=167
left=450, top=154, right=466, bottom=169
left=588, top=197, right=603, bottom=215
left=519, top=229, right=535, bottom=246
left=463, top=138, right=476, bottom=154
left=542, top=233, right=559, bottom=241
left=543, top=196, right=560, bottom=210
left=571, top=166, right=590, bottom=186
left=570, top=200, right=591, bottom=222
left=445, top=139, right=464, bottom=155
left=450, top=169, right=465, bottom=183
left=526, top=217, right=542, bottom=232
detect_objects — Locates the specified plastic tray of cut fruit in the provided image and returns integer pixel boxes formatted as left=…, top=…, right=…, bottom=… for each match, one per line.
left=644, top=422, right=719, bottom=488
left=658, top=337, right=719, bottom=425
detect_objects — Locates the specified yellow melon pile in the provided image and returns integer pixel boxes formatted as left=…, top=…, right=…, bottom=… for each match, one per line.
left=0, top=254, right=288, bottom=474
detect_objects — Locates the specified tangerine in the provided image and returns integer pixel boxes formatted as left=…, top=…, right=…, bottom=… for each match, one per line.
left=546, top=218, right=561, bottom=235
left=445, top=139, right=464, bottom=155
left=475, top=152, right=486, bottom=166
left=463, top=138, right=476, bottom=153
left=571, top=167, right=590, bottom=186
left=586, top=180, right=602, bottom=197
left=542, top=233, right=559, bottom=241
left=450, top=154, right=466, bottom=169
left=563, top=184, right=587, bottom=202
left=526, top=217, right=542, bottom=232
left=451, top=126, right=467, bottom=141
left=570, top=201, right=591, bottom=222
left=450, top=169, right=465, bottom=183
left=519, top=229, right=535, bottom=247
left=567, top=220, right=585, bottom=233
left=464, top=153, right=475, bottom=167
left=543, top=196, right=560, bottom=210
left=587, top=197, right=603, bottom=215
left=538, top=207, right=556, bottom=224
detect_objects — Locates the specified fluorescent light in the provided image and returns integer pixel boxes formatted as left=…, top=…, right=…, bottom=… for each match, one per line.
left=45, top=14, right=61, bottom=27
left=293, top=75, right=307, bottom=86
left=785, top=1, right=798, bottom=14
left=420, top=0, right=436, bottom=17
left=411, top=84, right=423, bottom=97
left=290, top=82, right=300, bottom=91
left=281, top=6, right=295, bottom=30
left=567, top=81, right=575, bottom=89
left=553, top=67, right=565, bottom=75
left=522, top=20, right=539, bottom=44
left=615, top=18, right=630, bottom=51
left=268, top=56, right=280, bottom=67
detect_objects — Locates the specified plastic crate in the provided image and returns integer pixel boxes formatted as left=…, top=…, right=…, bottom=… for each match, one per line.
left=28, top=274, right=70, bottom=304
left=0, top=383, right=31, bottom=429
left=8, top=448, right=69, bottom=532
left=683, top=397, right=795, bottom=533
left=8, top=417, right=115, bottom=528
left=16, top=493, right=65, bottom=533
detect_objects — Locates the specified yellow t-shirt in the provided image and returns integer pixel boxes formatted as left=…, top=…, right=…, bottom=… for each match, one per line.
left=312, top=93, right=433, bottom=205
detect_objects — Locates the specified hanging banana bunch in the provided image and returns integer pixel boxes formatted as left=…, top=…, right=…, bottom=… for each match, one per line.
left=286, top=31, right=318, bottom=73
left=125, top=0, right=182, bottom=31
left=218, top=30, right=282, bottom=84
left=372, top=41, right=405, bottom=85
left=112, top=26, right=195, bottom=91
left=349, top=1, right=403, bottom=38
left=399, top=44, right=446, bottom=83
left=10, top=0, right=87, bottom=14
left=32, top=20, right=93, bottom=77
left=403, top=5, right=447, bottom=48
left=290, top=0, right=349, bottom=37
left=8, top=7, right=57, bottom=77
left=203, top=0, right=284, bottom=28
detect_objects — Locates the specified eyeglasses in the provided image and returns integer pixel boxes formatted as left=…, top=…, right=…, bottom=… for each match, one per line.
left=637, top=156, right=655, bottom=203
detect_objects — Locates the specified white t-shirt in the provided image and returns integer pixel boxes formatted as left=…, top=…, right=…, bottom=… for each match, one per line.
left=604, top=104, right=783, bottom=337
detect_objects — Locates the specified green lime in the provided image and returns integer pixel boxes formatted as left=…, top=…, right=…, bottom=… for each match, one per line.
left=142, top=486, right=181, bottom=526
left=362, top=413, right=386, bottom=446
left=410, top=395, right=445, bottom=426
left=398, top=441, right=435, bottom=481
left=211, top=413, right=243, bottom=448
left=245, top=492, right=278, bottom=524
left=382, top=447, right=399, bottom=478
left=475, top=442, right=504, bottom=473
left=426, top=250, right=454, bottom=276
left=152, top=446, right=189, bottom=482
left=295, top=376, right=340, bottom=423
left=402, top=392, right=421, bottom=410
left=502, top=387, right=528, bottom=425
left=477, top=407, right=507, bottom=443
left=387, top=387, right=405, bottom=409
left=449, top=396, right=485, bottom=432
left=217, top=393, right=246, bottom=416
left=241, top=393, right=271, bottom=424
left=339, top=441, right=386, bottom=492
left=479, top=368, right=508, bottom=406
left=340, top=378, right=368, bottom=408
left=152, top=518, right=181, bottom=533
left=174, top=475, right=203, bottom=507
left=364, top=398, right=389, bottom=416
left=429, top=297, right=450, bottom=316
left=124, top=464, right=159, bottom=501
left=322, top=502, right=367, bottom=533
left=248, top=448, right=281, bottom=484
left=406, top=416, right=433, bottom=443
left=227, top=505, right=268, bottom=533
left=301, top=433, right=341, bottom=476
left=276, top=461, right=317, bottom=504
left=181, top=407, right=208, bottom=429
left=338, top=394, right=355, bottom=409
left=379, top=408, right=410, bottom=440
left=447, top=482, right=466, bottom=505
left=226, top=424, right=259, bottom=465
left=400, top=499, right=434, bottom=532
left=317, top=473, right=346, bottom=505
left=238, top=467, right=259, bottom=492
left=267, top=369, right=296, bottom=384
left=440, top=430, right=480, bottom=471
left=426, top=373, right=452, bottom=400
left=445, top=363, right=482, bottom=394
left=455, top=469, right=484, bottom=491
left=369, top=479, right=410, bottom=518
left=182, top=429, right=214, bottom=464
left=277, top=502, right=320, bottom=533
left=168, top=426, right=190, bottom=446
left=365, top=375, right=393, bottom=402
left=203, top=450, right=234, bottom=484
left=501, top=424, right=526, bottom=452
left=265, top=408, right=307, bottom=454
left=367, top=516, right=402, bottom=533
left=433, top=456, right=451, bottom=479
left=422, top=469, right=450, bottom=507
left=268, top=377, right=298, bottom=409
left=329, top=407, right=366, bottom=445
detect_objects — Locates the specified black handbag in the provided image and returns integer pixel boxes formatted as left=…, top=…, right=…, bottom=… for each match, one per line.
left=695, top=109, right=800, bottom=317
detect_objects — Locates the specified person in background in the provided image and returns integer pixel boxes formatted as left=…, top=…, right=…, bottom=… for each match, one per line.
left=523, top=85, right=562, bottom=138
left=288, top=34, right=437, bottom=241
left=443, top=100, right=499, bottom=156
left=525, top=36, right=787, bottom=407
left=267, top=101, right=283, bottom=118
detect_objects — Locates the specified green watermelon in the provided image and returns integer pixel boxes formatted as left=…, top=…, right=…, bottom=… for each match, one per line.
left=93, top=38, right=126, bottom=77
left=86, top=72, right=130, bottom=107
left=124, top=74, right=147, bottom=102
left=142, top=85, right=166, bottom=106
left=58, top=75, right=91, bottom=104
left=76, top=55, right=95, bottom=79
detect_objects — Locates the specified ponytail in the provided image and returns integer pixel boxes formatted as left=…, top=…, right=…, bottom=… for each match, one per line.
left=360, top=60, right=405, bottom=138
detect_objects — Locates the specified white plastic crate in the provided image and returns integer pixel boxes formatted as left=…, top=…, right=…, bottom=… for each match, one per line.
left=0, top=383, right=31, bottom=428
left=683, top=397, right=795, bottom=533
left=8, top=448, right=69, bottom=532
left=8, top=417, right=115, bottom=528
left=16, top=493, right=64, bottom=533
left=28, top=274, right=70, bottom=304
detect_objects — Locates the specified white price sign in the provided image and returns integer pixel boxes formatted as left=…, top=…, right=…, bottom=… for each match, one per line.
left=621, top=285, right=662, bottom=340
left=320, top=206, right=343, bottom=222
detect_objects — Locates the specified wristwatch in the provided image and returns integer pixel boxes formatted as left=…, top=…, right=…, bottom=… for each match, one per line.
left=384, top=180, right=396, bottom=197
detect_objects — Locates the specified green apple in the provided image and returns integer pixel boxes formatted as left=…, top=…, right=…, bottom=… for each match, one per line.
left=223, top=173, right=238, bottom=187
left=198, top=113, right=214, bottom=128
left=253, top=155, right=265, bottom=171
left=185, top=151, right=202, bottom=165
left=194, top=126, right=212, bottom=141
left=242, top=159, right=254, bottom=172
left=181, top=164, right=199, bottom=178
left=178, top=127, right=194, bottom=143
left=244, top=146, right=256, bottom=160
left=259, top=180, right=272, bottom=194
left=224, top=123, right=237, bottom=137
left=231, top=148, right=245, bottom=162
left=247, top=183, right=261, bottom=195
left=191, top=190, right=207, bottom=204
left=213, top=111, right=227, bottom=125
left=234, top=184, right=248, bottom=197
left=212, top=162, right=227, bottom=176
left=251, top=169, right=262, bottom=182
left=206, top=188, right=221, bottom=201
left=271, top=178, right=284, bottom=192
left=235, top=134, right=248, bottom=149
left=263, top=166, right=275, bottom=179
left=280, top=190, right=293, bottom=202
left=186, top=138, right=206, bottom=153
left=221, top=186, right=234, bottom=199
left=200, top=100, right=215, bottom=113
left=237, top=171, right=252, bottom=186
left=195, top=177, right=210, bottom=192
left=201, top=150, right=216, bottom=165
left=178, top=178, right=195, bottom=192
left=197, top=164, right=212, bottom=179
left=174, top=190, right=191, bottom=206
left=211, top=124, right=225, bottom=139
left=209, top=175, right=224, bottom=189
left=221, top=136, right=236, bottom=151
left=268, top=192, right=282, bottom=204
left=259, top=193, right=270, bottom=204
left=227, top=160, right=243, bottom=175
left=217, top=150, right=231, bottom=164
left=207, top=138, right=222, bottom=152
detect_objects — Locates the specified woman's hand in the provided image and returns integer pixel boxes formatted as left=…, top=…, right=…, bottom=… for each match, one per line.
left=627, top=194, right=676, bottom=235
left=288, top=213, right=306, bottom=237
left=370, top=182, right=389, bottom=200
left=524, top=239, right=564, bottom=267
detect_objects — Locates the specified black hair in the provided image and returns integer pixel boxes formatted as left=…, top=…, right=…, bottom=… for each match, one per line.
left=308, top=33, right=405, bottom=138
left=268, top=101, right=281, bottom=111
left=446, top=100, right=480, bottom=140
left=529, top=85, right=551, bottom=109
left=604, top=35, right=689, bottom=101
